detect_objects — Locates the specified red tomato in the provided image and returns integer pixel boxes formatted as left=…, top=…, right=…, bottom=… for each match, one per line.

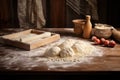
left=100, top=38, right=106, bottom=44
left=104, top=40, right=110, bottom=46
left=94, top=38, right=101, bottom=44
left=109, top=40, right=116, bottom=47
left=91, top=36, right=97, bottom=41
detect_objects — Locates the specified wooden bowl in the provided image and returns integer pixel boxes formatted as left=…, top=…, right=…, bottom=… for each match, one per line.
left=72, top=19, right=85, bottom=35
left=93, top=24, right=113, bottom=39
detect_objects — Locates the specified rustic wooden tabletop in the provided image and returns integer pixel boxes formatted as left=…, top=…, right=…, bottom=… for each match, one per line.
left=0, top=28, right=120, bottom=72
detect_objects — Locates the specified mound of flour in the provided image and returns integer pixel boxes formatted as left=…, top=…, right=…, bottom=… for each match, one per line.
left=0, top=36, right=103, bottom=70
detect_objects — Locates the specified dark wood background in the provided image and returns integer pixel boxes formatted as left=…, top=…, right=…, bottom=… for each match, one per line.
left=0, top=0, right=120, bottom=28
left=0, top=0, right=18, bottom=28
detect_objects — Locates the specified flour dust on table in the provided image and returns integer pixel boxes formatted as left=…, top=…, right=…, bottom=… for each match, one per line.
left=0, top=36, right=103, bottom=70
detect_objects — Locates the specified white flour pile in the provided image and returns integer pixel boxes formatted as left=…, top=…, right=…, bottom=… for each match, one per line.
left=0, top=36, right=103, bottom=70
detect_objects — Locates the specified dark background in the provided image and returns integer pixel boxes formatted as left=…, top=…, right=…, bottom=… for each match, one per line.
left=0, top=0, right=120, bottom=28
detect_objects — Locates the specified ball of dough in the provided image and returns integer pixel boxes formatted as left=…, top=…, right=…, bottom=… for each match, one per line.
left=72, top=42, right=85, bottom=55
left=44, top=46, right=61, bottom=57
left=58, top=39, right=76, bottom=49
left=59, top=47, right=75, bottom=58
left=72, top=41, right=94, bottom=56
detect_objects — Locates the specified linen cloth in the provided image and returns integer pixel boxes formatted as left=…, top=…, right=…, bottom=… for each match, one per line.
left=18, top=0, right=45, bottom=28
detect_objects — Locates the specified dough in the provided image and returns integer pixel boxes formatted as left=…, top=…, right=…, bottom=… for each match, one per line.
left=72, top=41, right=94, bottom=56
left=59, top=47, right=75, bottom=58
left=44, top=39, right=95, bottom=58
left=58, top=39, right=76, bottom=49
left=44, top=46, right=61, bottom=57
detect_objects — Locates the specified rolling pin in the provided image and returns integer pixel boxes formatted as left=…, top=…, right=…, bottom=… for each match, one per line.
left=20, top=32, right=51, bottom=42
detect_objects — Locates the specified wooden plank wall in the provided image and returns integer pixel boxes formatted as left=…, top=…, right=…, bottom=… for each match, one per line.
left=0, top=0, right=10, bottom=28
left=0, top=0, right=18, bottom=28
left=46, top=0, right=66, bottom=28
left=0, top=0, right=120, bottom=28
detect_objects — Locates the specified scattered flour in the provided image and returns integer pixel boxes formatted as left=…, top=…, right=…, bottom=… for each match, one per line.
left=0, top=36, right=103, bottom=70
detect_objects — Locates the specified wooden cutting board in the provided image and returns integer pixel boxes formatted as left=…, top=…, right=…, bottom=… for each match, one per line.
left=1, top=29, right=60, bottom=50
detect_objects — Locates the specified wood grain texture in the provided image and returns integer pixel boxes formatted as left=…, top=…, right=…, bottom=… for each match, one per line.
left=47, top=0, right=66, bottom=28
left=0, top=28, right=120, bottom=71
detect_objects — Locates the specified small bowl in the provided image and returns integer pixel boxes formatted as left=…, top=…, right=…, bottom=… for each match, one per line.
left=93, top=23, right=113, bottom=39
left=72, top=19, right=85, bottom=35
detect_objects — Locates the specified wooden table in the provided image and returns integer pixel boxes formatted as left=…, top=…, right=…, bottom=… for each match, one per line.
left=0, top=28, right=120, bottom=73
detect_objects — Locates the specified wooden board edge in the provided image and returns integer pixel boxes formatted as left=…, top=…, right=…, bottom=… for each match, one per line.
left=3, top=38, right=30, bottom=50
left=30, top=34, right=60, bottom=50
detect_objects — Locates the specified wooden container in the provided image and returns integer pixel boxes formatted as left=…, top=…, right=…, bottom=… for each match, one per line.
left=83, top=15, right=92, bottom=39
left=72, top=19, right=85, bottom=35
left=1, top=29, right=60, bottom=50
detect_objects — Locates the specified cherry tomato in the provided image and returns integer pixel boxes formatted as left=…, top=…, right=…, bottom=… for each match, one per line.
left=104, top=40, right=110, bottom=46
left=108, top=40, right=116, bottom=47
left=91, top=36, right=97, bottom=41
left=94, top=38, right=101, bottom=44
left=100, top=38, right=106, bottom=44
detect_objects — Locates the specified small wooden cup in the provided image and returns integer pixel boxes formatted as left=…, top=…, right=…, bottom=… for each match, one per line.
left=72, top=19, right=85, bottom=35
